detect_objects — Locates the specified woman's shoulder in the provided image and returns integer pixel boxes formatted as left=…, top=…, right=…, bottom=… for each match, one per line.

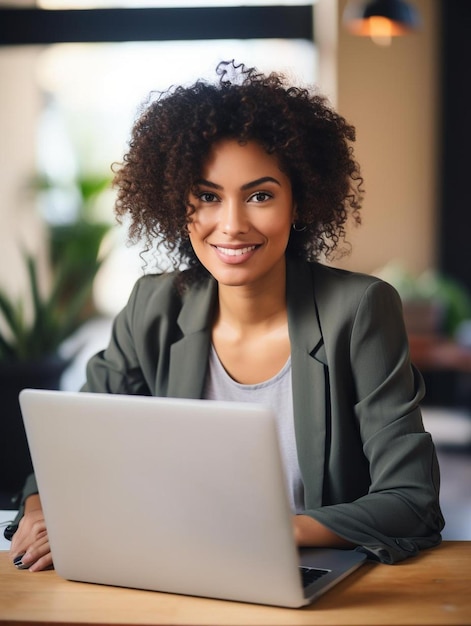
left=290, top=259, right=401, bottom=315
left=290, top=259, right=394, bottom=294
left=310, top=261, right=385, bottom=288
left=309, top=261, right=403, bottom=321
left=130, top=269, right=212, bottom=298
left=124, top=269, right=216, bottom=320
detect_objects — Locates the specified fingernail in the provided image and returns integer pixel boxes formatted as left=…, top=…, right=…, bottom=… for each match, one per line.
left=13, top=554, right=24, bottom=568
left=13, top=553, right=30, bottom=570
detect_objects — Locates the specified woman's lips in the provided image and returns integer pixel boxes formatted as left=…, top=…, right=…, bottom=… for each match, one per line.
left=211, top=244, right=260, bottom=264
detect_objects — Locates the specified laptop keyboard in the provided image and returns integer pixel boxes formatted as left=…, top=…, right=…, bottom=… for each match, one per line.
left=299, top=566, right=330, bottom=588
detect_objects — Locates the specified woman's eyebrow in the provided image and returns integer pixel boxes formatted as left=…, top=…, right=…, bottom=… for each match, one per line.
left=194, top=176, right=281, bottom=191
left=194, top=178, right=222, bottom=190
left=241, top=176, right=281, bottom=190
left=195, top=176, right=281, bottom=191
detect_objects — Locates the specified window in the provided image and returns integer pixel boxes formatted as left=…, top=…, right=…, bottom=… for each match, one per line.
left=1, top=2, right=317, bottom=314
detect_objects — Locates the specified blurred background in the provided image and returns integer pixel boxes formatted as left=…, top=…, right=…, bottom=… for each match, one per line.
left=0, top=0, right=470, bottom=539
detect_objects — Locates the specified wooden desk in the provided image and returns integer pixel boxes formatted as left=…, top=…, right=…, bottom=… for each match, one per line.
left=0, top=542, right=470, bottom=625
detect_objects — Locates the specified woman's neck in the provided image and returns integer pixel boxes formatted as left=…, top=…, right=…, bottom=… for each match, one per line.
left=211, top=265, right=290, bottom=384
left=214, top=264, right=288, bottom=337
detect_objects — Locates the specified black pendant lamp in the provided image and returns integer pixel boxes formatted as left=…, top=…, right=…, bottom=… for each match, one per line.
left=343, top=0, right=422, bottom=40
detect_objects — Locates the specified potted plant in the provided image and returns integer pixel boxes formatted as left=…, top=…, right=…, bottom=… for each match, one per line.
left=376, top=262, right=471, bottom=408
left=0, top=248, right=107, bottom=497
left=376, top=263, right=471, bottom=338
left=0, top=170, right=113, bottom=498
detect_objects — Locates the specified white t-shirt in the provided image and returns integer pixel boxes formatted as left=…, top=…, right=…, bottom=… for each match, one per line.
left=203, top=345, right=305, bottom=513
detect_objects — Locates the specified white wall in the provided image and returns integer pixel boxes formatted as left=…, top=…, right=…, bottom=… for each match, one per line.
left=0, top=46, right=49, bottom=297
left=335, top=0, right=439, bottom=276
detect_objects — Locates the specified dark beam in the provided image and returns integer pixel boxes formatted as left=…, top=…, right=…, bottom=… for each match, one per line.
left=0, top=5, right=313, bottom=46
left=438, top=0, right=471, bottom=294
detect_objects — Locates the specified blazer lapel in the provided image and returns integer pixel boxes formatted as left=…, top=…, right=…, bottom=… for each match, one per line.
left=287, top=260, right=328, bottom=509
left=167, top=278, right=217, bottom=399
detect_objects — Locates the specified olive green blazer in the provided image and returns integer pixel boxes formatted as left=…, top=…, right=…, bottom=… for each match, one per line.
left=18, top=259, right=444, bottom=562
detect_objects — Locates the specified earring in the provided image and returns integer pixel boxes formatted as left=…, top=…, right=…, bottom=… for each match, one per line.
left=292, top=222, right=307, bottom=232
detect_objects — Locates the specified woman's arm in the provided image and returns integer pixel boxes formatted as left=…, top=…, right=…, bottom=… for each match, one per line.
left=304, top=278, right=444, bottom=562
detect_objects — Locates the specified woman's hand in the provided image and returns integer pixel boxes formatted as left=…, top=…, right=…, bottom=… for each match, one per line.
left=292, top=514, right=354, bottom=548
left=9, top=494, right=53, bottom=572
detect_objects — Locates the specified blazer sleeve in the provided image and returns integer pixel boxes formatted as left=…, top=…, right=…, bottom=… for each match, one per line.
left=81, top=280, right=148, bottom=395
left=5, top=473, right=39, bottom=539
left=81, top=274, right=180, bottom=396
left=305, top=279, right=445, bottom=563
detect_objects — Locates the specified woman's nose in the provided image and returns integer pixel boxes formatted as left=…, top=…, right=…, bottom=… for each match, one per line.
left=220, top=200, right=249, bottom=235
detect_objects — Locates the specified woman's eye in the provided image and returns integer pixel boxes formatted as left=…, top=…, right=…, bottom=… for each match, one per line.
left=198, top=192, right=219, bottom=203
left=249, top=192, right=272, bottom=203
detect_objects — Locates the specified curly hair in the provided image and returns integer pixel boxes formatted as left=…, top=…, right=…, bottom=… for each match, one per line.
left=113, top=60, right=363, bottom=283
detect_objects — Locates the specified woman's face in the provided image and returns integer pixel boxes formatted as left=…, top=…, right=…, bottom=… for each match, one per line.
left=187, top=139, right=295, bottom=289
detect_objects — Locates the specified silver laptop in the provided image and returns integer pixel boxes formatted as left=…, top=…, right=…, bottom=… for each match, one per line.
left=19, top=388, right=366, bottom=608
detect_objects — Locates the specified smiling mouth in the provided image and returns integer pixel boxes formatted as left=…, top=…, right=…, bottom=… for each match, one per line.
left=212, top=245, right=259, bottom=257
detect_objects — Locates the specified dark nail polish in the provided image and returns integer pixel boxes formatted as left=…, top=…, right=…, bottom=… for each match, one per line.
left=13, top=554, right=29, bottom=569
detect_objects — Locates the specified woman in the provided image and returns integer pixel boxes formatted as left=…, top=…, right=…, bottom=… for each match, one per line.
left=10, top=61, right=444, bottom=572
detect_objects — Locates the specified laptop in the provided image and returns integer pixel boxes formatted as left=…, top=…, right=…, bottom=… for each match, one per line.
left=19, top=388, right=366, bottom=608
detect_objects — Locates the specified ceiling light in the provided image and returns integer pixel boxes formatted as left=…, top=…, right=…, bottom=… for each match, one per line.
left=343, top=0, right=422, bottom=46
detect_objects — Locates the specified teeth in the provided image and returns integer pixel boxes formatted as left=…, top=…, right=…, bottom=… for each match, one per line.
left=216, top=246, right=256, bottom=257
